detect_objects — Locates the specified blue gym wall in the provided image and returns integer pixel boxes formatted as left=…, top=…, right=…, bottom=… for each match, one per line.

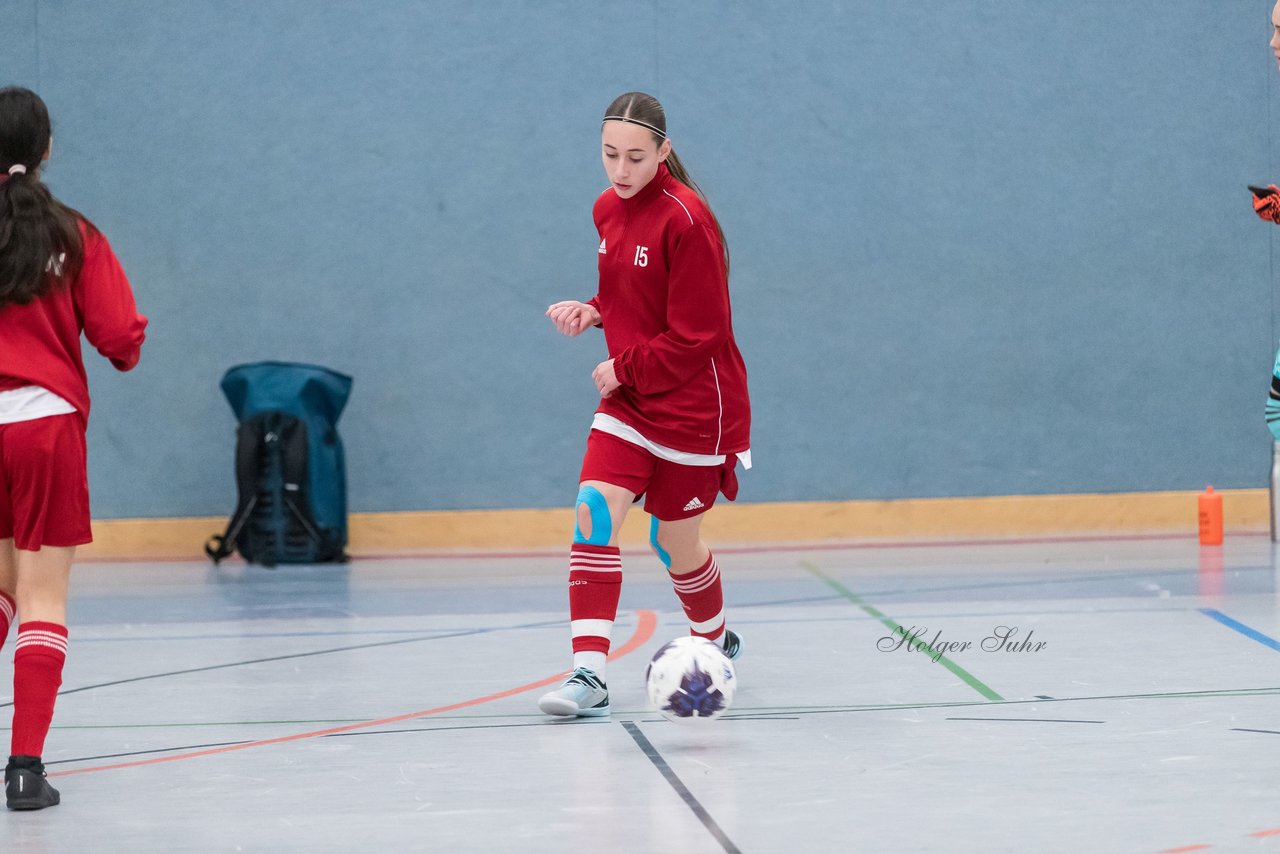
left=1, top=1, right=1276, bottom=517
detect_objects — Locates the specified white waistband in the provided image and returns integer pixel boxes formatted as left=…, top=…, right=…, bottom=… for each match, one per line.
left=591, top=413, right=751, bottom=469
left=0, top=386, right=75, bottom=424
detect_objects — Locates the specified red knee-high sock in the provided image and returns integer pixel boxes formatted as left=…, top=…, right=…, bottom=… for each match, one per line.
left=671, top=552, right=726, bottom=644
left=568, top=544, right=622, bottom=673
left=11, top=622, right=68, bottom=758
left=0, top=592, right=14, bottom=650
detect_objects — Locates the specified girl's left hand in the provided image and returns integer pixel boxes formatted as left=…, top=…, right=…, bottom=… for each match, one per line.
left=593, top=359, right=620, bottom=398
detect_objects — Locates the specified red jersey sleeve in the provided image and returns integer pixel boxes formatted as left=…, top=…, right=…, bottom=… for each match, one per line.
left=75, top=225, right=147, bottom=371
left=613, top=222, right=730, bottom=394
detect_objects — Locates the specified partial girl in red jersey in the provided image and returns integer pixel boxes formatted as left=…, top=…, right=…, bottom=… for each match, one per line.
left=1253, top=3, right=1280, bottom=223
left=0, top=87, right=147, bottom=808
left=540, top=92, right=750, bottom=717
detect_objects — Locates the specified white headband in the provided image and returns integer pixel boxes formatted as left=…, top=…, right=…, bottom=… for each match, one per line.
left=602, top=115, right=667, bottom=140
left=7, top=164, right=26, bottom=176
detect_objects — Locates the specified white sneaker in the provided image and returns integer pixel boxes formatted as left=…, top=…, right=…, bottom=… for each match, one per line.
left=538, top=667, right=610, bottom=717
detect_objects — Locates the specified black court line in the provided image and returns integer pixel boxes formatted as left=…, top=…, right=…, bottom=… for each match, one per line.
left=1233, top=728, right=1280, bottom=735
left=0, top=619, right=562, bottom=708
left=47, top=740, right=254, bottom=766
left=621, top=721, right=742, bottom=854
left=729, top=685, right=1280, bottom=719
left=946, top=717, right=1105, bottom=724
left=323, top=714, right=799, bottom=739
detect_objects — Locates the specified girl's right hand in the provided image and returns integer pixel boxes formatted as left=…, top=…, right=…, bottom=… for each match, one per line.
left=546, top=301, right=601, bottom=337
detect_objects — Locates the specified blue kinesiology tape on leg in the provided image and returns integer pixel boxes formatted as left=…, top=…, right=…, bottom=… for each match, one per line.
left=1268, top=398, right=1280, bottom=440
left=573, top=486, right=613, bottom=545
left=1269, top=347, right=1280, bottom=440
left=649, top=517, right=672, bottom=568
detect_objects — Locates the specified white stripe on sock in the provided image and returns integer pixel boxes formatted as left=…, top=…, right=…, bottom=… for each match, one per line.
left=17, top=630, right=67, bottom=644
left=16, top=628, right=67, bottom=645
left=571, top=619, right=614, bottom=640
left=0, top=596, right=13, bottom=624
left=569, top=565, right=622, bottom=577
left=689, top=610, right=726, bottom=634
left=672, top=562, right=720, bottom=594
left=570, top=556, right=622, bottom=569
left=15, top=636, right=67, bottom=654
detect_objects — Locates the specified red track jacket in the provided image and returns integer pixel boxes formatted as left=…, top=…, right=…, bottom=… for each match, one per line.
left=0, top=221, right=147, bottom=420
left=589, top=163, right=750, bottom=456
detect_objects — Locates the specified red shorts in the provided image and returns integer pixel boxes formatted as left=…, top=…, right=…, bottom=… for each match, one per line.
left=579, top=429, right=739, bottom=522
left=0, top=414, right=92, bottom=550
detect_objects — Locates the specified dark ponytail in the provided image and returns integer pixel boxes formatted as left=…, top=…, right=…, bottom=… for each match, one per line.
left=603, top=92, right=730, bottom=274
left=0, top=87, right=84, bottom=310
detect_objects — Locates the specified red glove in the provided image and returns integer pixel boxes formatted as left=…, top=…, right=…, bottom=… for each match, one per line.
left=1254, top=186, right=1280, bottom=222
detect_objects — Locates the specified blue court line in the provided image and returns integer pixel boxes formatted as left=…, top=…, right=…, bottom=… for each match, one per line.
left=732, top=567, right=1265, bottom=611
left=843, top=566, right=1272, bottom=601
left=1199, top=609, right=1280, bottom=652
left=732, top=604, right=1207, bottom=624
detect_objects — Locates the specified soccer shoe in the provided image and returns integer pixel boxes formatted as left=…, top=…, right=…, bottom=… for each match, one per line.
left=5, top=756, right=60, bottom=810
left=721, top=629, right=743, bottom=661
left=538, top=667, right=610, bottom=717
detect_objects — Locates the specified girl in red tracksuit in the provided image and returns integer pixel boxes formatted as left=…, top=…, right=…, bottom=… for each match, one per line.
left=0, top=87, right=147, bottom=808
left=540, top=92, right=750, bottom=717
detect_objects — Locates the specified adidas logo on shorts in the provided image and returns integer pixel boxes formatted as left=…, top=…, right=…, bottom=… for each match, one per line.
left=683, top=496, right=706, bottom=512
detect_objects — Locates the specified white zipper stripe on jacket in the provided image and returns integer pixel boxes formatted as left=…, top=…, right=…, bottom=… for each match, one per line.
left=711, top=358, right=723, bottom=454
left=662, top=189, right=695, bottom=225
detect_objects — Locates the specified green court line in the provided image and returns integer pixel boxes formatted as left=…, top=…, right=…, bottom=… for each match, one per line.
left=802, top=561, right=1004, bottom=702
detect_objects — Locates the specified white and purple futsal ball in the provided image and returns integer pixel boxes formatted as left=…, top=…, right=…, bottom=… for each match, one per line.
left=645, top=636, right=736, bottom=723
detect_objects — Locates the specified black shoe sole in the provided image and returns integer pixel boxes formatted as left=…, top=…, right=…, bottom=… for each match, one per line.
left=7, top=796, right=59, bottom=810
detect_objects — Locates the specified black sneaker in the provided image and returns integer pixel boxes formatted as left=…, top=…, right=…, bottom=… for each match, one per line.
left=6, top=755, right=60, bottom=810
left=722, top=629, right=743, bottom=661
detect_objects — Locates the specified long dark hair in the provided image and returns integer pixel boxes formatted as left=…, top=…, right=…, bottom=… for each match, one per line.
left=604, top=92, right=730, bottom=274
left=0, top=87, right=84, bottom=310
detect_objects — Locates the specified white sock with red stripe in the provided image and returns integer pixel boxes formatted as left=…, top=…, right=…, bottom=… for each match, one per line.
left=670, top=551, right=727, bottom=646
left=11, top=621, right=68, bottom=757
left=0, top=591, right=14, bottom=650
left=568, top=543, right=622, bottom=677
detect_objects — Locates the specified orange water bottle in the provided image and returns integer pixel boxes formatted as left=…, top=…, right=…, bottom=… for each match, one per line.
left=1198, top=486, right=1223, bottom=545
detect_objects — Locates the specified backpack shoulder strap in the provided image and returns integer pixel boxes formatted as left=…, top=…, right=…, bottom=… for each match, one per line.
left=278, top=417, right=346, bottom=562
left=205, top=416, right=268, bottom=564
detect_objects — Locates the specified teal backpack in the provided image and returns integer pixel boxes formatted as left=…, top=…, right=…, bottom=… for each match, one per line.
left=205, top=362, right=352, bottom=566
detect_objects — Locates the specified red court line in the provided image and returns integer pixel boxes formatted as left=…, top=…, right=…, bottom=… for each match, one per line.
left=50, top=609, right=658, bottom=778
left=335, top=529, right=1256, bottom=561
left=86, top=529, right=1267, bottom=566
left=1160, top=826, right=1280, bottom=851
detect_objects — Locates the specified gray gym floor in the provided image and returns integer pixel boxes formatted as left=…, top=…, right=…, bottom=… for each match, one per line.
left=1, top=532, right=1277, bottom=853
